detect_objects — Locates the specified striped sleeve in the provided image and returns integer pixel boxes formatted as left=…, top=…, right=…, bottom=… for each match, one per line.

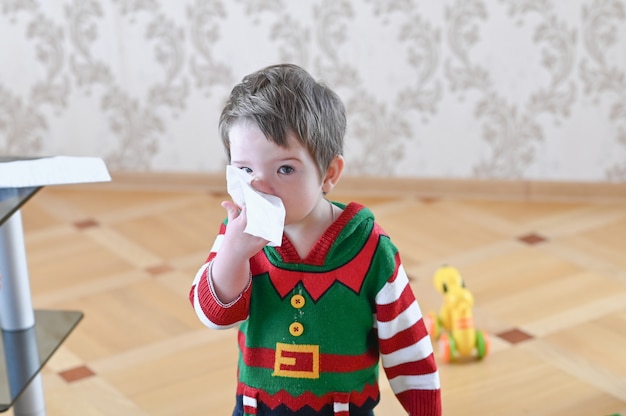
left=375, top=253, right=442, bottom=416
left=189, top=223, right=251, bottom=329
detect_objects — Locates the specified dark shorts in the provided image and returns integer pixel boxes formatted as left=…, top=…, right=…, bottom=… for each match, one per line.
left=232, top=395, right=376, bottom=416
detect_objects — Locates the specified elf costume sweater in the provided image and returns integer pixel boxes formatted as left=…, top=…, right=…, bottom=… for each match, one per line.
left=190, top=202, right=441, bottom=416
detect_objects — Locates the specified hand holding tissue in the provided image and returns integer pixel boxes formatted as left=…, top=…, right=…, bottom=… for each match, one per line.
left=226, top=165, right=286, bottom=246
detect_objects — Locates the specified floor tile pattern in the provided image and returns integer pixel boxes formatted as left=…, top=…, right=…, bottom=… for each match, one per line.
left=5, top=185, right=625, bottom=415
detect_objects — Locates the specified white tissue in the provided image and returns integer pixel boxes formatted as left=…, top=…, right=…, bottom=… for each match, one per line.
left=226, top=165, right=286, bottom=246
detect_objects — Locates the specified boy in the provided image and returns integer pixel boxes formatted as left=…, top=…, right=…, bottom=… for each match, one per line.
left=190, top=64, right=441, bottom=415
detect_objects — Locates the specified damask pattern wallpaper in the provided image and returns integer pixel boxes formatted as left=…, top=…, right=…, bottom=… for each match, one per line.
left=1, top=0, right=625, bottom=182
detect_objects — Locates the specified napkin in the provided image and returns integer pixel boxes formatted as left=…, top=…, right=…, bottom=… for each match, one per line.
left=226, top=165, right=285, bottom=246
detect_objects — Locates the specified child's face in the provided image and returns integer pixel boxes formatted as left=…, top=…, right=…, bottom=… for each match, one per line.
left=228, top=122, right=326, bottom=226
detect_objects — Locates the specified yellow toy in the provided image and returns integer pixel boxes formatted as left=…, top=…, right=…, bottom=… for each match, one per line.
left=425, top=265, right=489, bottom=362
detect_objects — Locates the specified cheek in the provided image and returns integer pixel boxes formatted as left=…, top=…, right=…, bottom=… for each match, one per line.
left=280, top=195, right=302, bottom=217
left=279, top=187, right=318, bottom=220
left=276, top=175, right=322, bottom=205
left=280, top=176, right=319, bottom=198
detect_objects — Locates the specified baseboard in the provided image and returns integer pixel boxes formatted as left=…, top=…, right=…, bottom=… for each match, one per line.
left=89, top=171, right=626, bottom=203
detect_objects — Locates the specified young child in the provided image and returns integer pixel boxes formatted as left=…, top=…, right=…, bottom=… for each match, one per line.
left=189, top=64, right=441, bottom=416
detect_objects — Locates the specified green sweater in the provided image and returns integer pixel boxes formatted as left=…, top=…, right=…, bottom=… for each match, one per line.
left=191, top=202, right=441, bottom=415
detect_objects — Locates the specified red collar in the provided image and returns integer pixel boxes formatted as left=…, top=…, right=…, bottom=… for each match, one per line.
left=253, top=224, right=380, bottom=302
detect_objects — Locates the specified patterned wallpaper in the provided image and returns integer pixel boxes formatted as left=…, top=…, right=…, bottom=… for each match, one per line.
left=1, top=0, right=625, bottom=182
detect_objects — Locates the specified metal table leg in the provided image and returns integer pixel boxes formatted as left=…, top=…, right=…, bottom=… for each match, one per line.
left=0, top=211, right=46, bottom=416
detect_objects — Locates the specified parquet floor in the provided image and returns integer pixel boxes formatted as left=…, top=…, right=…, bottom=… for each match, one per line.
left=8, top=182, right=626, bottom=415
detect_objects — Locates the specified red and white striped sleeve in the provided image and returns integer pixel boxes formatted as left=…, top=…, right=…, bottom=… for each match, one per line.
left=189, top=223, right=251, bottom=329
left=375, top=253, right=442, bottom=416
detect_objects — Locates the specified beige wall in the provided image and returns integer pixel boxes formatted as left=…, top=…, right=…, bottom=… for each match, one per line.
left=1, top=0, right=625, bottom=182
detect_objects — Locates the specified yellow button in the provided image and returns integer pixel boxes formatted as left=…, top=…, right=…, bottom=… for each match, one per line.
left=289, top=322, right=304, bottom=337
left=290, top=294, right=305, bottom=309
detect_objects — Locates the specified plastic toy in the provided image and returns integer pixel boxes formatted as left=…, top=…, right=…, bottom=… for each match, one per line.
left=425, top=265, right=490, bottom=362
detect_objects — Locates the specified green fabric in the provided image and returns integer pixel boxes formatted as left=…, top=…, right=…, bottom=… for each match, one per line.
left=238, top=204, right=396, bottom=398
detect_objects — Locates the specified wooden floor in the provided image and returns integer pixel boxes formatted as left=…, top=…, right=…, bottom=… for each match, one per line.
left=8, top=183, right=626, bottom=415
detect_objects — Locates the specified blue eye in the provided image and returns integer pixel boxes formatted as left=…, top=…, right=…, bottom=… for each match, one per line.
left=278, top=166, right=294, bottom=174
left=240, top=167, right=253, bottom=173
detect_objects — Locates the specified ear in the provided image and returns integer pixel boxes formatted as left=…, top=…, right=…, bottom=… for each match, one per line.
left=322, top=155, right=344, bottom=194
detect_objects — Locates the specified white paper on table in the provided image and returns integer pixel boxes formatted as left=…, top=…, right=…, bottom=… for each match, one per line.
left=0, top=156, right=111, bottom=188
left=226, top=165, right=285, bottom=246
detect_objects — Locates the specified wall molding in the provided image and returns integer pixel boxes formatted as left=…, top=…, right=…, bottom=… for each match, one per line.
left=90, top=171, right=626, bottom=204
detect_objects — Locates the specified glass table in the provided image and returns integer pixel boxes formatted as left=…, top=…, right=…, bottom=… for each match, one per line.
left=0, top=186, right=82, bottom=414
left=0, top=310, right=82, bottom=412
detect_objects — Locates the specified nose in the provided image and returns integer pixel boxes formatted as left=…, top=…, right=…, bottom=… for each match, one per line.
left=250, top=175, right=273, bottom=195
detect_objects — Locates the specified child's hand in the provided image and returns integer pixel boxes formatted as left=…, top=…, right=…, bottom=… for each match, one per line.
left=220, top=200, right=269, bottom=260
left=208, top=201, right=266, bottom=304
